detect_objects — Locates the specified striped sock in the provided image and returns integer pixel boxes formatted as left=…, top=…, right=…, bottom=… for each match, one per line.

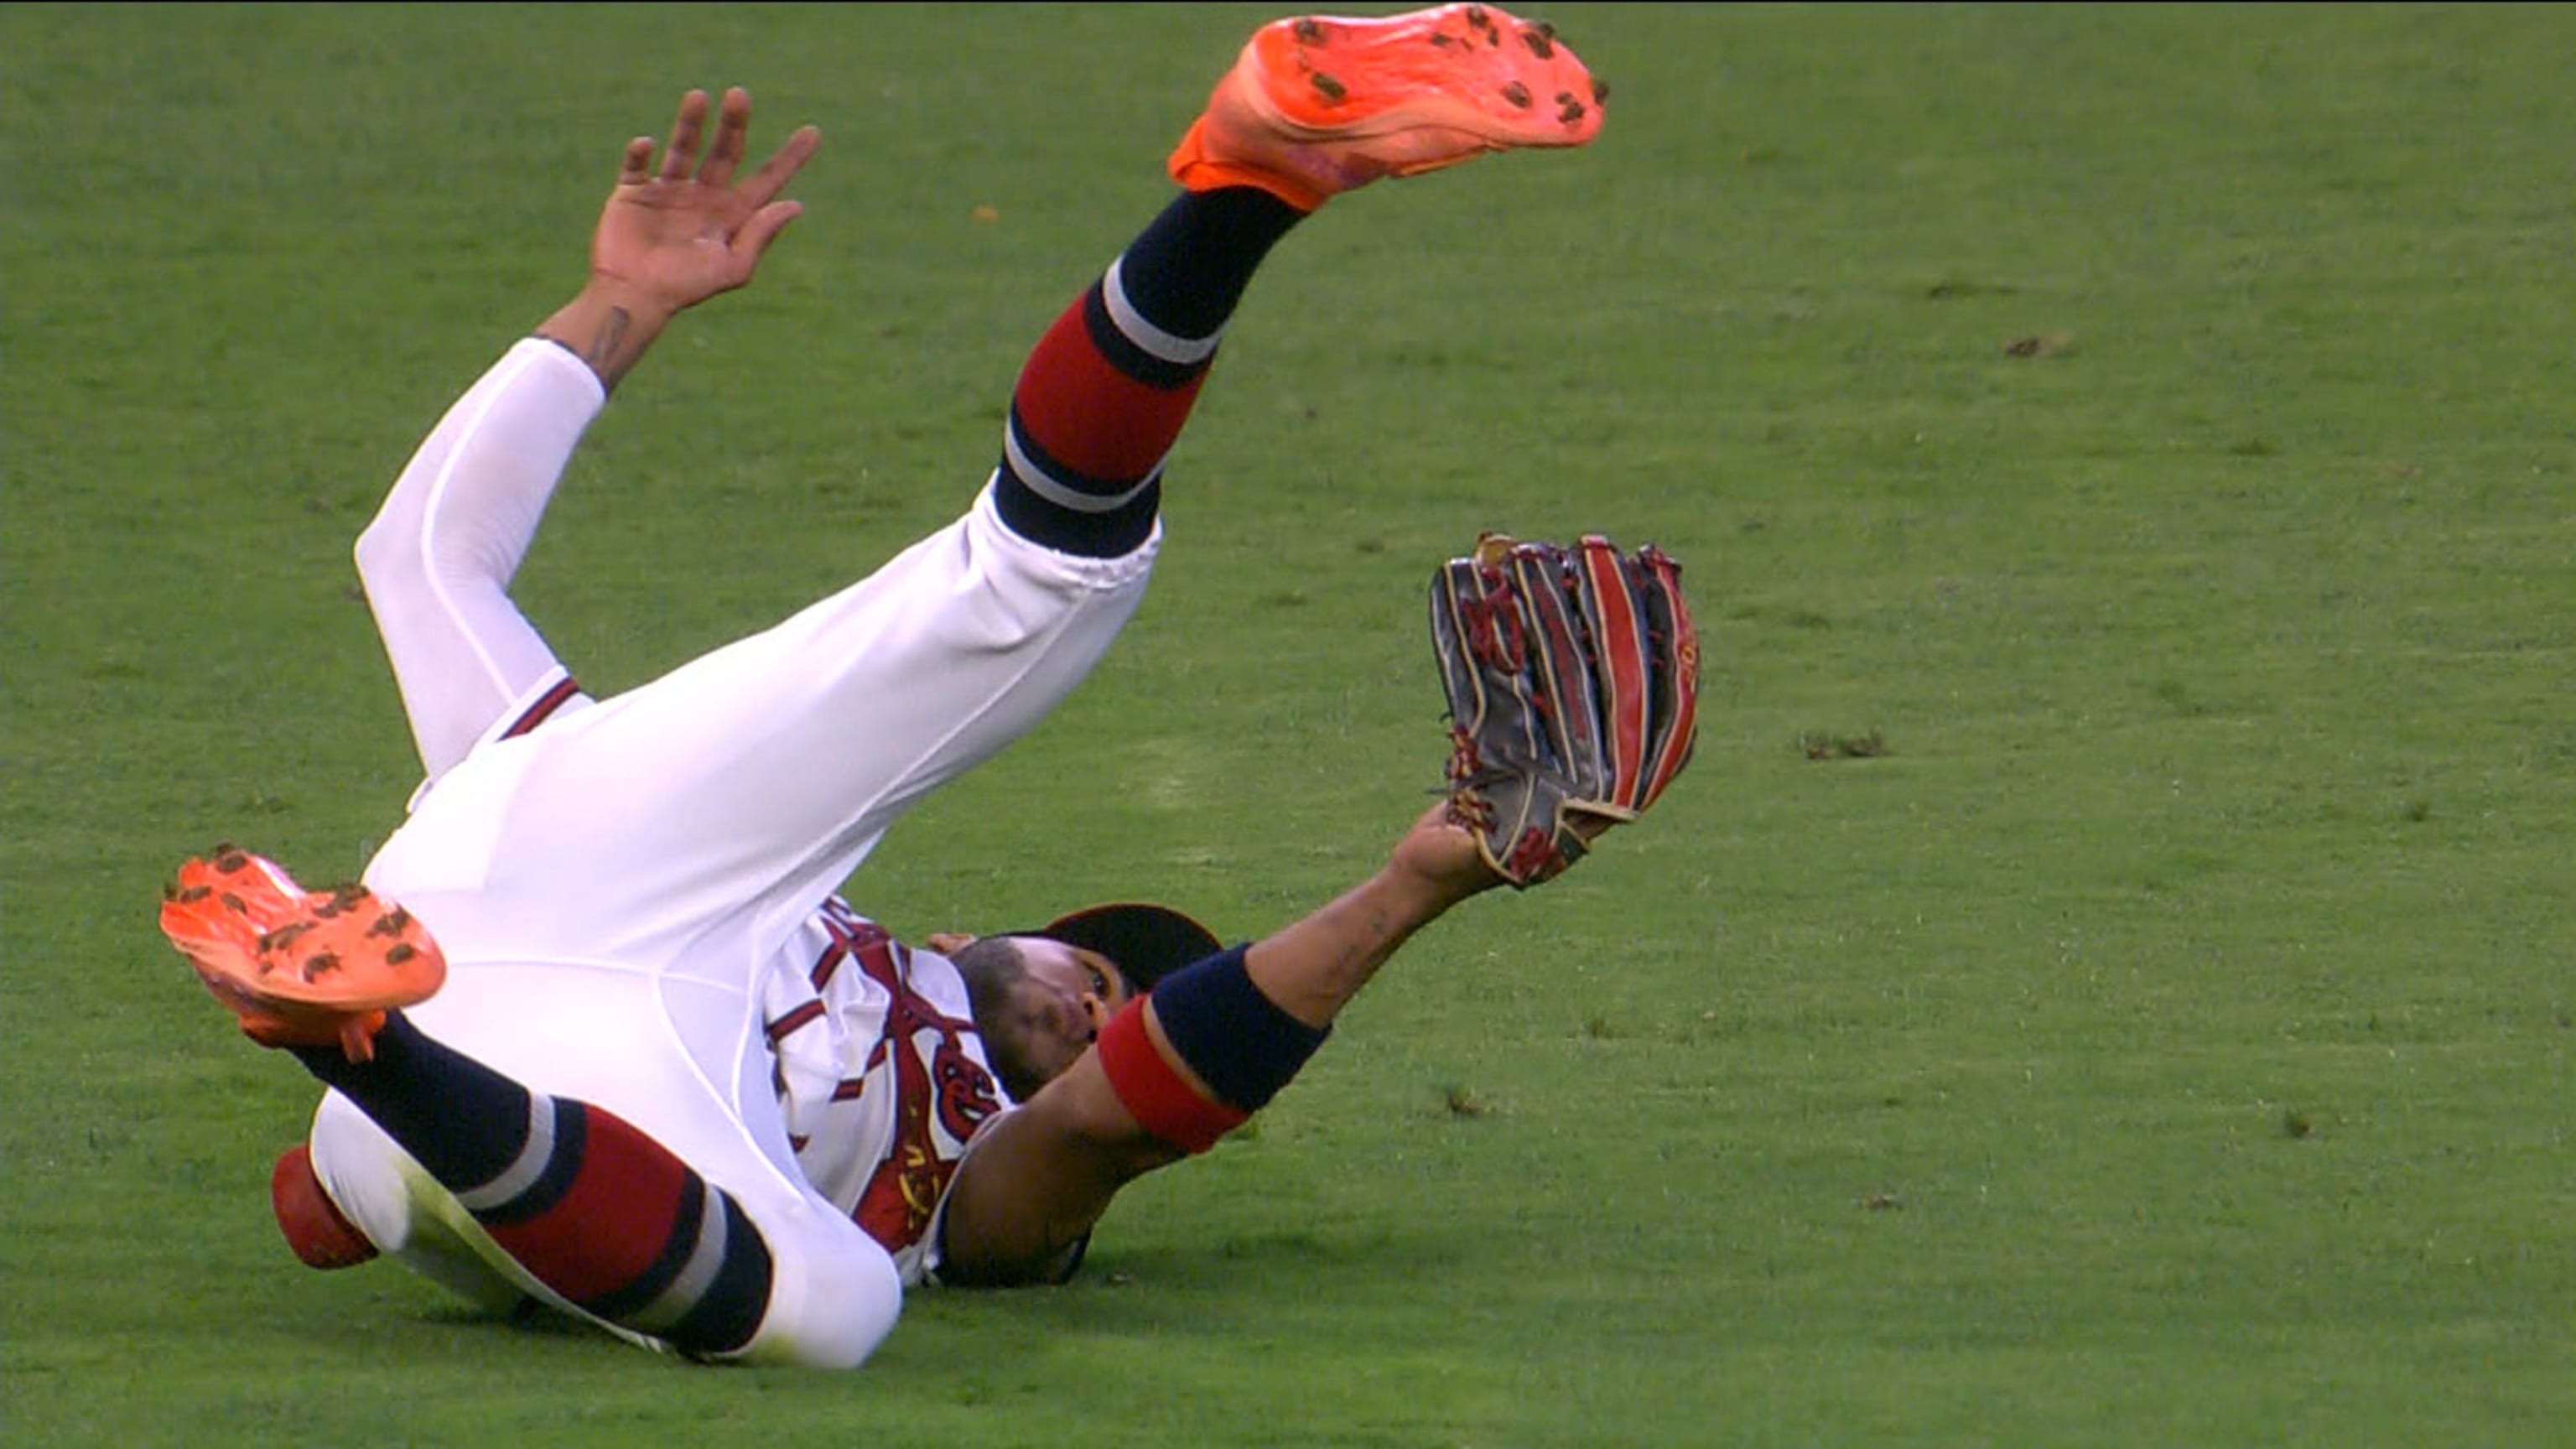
left=294, top=1015, right=772, bottom=1356
left=992, top=187, right=1305, bottom=556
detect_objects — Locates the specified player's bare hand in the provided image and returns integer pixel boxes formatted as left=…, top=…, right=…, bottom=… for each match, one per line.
left=589, top=88, right=820, bottom=316
left=1388, top=801, right=1509, bottom=906
left=1388, top=800, right=1621, bottom=906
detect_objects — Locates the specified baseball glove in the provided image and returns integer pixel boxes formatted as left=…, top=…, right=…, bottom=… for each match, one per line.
left=1429, top=532, right=1699, bottom=888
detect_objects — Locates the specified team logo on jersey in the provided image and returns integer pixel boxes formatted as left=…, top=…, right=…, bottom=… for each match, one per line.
left=841, top=922, right=1003, bottom=1254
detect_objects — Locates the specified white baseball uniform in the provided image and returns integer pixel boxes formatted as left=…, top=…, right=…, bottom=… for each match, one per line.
left=304, top=337, right=1156, bottom=1366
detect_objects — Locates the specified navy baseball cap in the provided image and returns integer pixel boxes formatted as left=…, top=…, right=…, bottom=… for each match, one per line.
left=1025, top=901, right=1224, bottom=992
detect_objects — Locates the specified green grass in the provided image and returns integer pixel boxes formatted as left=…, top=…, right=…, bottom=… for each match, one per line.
left=8, top=3, right=2574, bottom=1444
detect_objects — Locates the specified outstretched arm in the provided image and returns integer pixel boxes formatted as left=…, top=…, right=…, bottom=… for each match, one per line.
left=355, top=90, right=822, bottom=776
left=936, top=802, right=1517, bottom=1285
left=538, top=86, right=820, bottom=390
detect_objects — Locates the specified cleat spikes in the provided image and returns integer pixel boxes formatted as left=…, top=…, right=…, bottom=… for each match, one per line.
left=158, top=848, right=444, bottom=1062
left=1167, top=3, right=1605, bottom=210
left=257, top=924, right=299, bottom=953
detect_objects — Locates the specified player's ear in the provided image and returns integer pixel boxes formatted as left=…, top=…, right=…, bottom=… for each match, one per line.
left=925, top=932, right=978, bottom=955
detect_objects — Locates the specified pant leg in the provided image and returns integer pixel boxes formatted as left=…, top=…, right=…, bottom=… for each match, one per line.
left=365, top=480, right=1156, bottom=978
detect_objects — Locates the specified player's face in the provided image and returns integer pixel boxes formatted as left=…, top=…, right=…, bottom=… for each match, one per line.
left=992, top=938, right=1134, bottom=1097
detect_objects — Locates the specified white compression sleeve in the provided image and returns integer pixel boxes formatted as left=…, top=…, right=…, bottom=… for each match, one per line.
left=353, top=339, right=605, bottom=779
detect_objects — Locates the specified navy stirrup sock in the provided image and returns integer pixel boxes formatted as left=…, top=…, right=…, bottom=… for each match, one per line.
left=1119, top=186, right=1307, bottom=338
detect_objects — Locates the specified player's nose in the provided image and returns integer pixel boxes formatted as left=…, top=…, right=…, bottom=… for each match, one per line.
left=1054, top=991, right=1098, bottom=1047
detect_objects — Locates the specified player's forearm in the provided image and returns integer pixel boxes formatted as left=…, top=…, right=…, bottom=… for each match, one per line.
left=943, top=829, right=1497, bottom=1283
left=1242, top=860, right=1479, bottom=1027
left=534, top=282, right=678, bottom=392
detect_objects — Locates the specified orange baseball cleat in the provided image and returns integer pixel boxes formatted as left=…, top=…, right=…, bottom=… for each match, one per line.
left=1169, top=3, right=1607, bottom=211
left=158, top=846, right=446, bottom=1062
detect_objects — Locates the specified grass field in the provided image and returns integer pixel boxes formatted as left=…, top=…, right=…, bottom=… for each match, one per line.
left=7, top=3, right=2573, bottom=1445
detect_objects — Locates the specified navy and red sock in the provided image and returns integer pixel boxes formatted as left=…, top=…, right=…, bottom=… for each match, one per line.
left=294, top=1014, right=771, bottom=1355
left=993, top=187, right=1306, bottom=556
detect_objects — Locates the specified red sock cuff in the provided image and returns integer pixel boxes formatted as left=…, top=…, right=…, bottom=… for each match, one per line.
left=1096, top=999, right=1247, bottom=1155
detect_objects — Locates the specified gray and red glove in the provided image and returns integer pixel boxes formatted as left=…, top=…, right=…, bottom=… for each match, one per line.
left=1428, top=532, right=1699, bottom=887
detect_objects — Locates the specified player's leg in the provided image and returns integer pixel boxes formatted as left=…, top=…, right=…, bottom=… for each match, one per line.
left=1000, top=1, right=1601, bottom=554
left=167, top=855, right=901, bottom=1368
left=254, top=1004, right=905, bottom=1366
left=352, top=338, right=604, bottom=781
left=375, top=4, right=1607, bottom=952
left=361, top=192, right=1308, bottom=948
left=288, top=1011, right=901, bottom=1367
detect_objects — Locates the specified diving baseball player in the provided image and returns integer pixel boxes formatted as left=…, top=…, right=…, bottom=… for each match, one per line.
left=163, top=6, right=1651, bottom=1369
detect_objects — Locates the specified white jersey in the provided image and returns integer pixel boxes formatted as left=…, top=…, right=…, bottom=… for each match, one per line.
left=764, top=896, right=1011, bottom=1283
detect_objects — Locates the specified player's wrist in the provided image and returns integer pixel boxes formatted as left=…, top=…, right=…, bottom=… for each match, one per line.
left=578, top=274, right=684, bottom=330
left=1384, top=816, right=1505, bottom=914
left=536, top=283, right=678, bottom=392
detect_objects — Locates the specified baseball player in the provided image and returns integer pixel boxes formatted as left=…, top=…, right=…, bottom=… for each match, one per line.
left=164, top=6, right=1618, bottom=1368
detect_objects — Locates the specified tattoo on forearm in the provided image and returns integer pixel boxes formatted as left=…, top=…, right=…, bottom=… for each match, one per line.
left=585, top=307, right=634, bottom=388
left=1340, top=906, right=1394, bottom=975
